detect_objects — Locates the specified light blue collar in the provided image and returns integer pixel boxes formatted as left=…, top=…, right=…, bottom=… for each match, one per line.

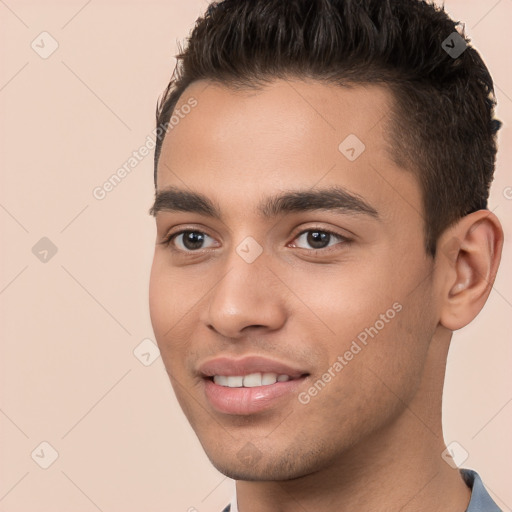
left=461, top=469, right=502, bottom=511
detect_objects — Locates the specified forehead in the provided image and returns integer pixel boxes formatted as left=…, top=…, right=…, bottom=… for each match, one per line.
left=156, top=78, right=419, bottom=221
left=160, top=78, right=394, bottom=168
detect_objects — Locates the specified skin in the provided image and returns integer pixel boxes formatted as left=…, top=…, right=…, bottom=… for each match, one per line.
left=149, top=78, right=503, bottom=512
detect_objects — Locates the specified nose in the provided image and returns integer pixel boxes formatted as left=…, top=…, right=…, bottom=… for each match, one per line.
left=200, top=250, right=287, bottom=340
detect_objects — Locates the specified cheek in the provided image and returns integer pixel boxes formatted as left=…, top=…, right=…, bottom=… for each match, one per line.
left=297, top=264, right=433, bottom=402
left=148, top=260, right=171, bottom=338
left=303, top=304, right=432, bottom=441
left=348, top=290, right=434, bottom=404
left=149, top=257, right=191, bottom=331
left=284, top=262, right=399, bottom=341
left=148, top=260, right=188, bottom=359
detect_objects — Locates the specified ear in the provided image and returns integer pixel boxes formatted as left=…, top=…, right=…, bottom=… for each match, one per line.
left=435, top=210, right=504, bottom=331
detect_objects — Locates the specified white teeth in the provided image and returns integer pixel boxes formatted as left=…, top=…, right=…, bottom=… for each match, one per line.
left=227, top=376, right=243, bottom=387
left=261, top=372, right=278, bottom=385
left=243, top=373, right=262, bottom=387
left=213, top=375, right=228, bottom=386
left=212, top=372, right=293, bottom=388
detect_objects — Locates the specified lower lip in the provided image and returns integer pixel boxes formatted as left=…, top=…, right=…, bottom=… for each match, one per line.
left=203, top=377, right=307, bottom=415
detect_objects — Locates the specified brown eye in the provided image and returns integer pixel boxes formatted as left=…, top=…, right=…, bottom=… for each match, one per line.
left=165, top=230, right=216, bottom=252
left=291, top=229, right=349, bottom=251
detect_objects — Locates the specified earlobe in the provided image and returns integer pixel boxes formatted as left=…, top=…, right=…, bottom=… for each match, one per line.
left=437, top=210, right=503, bottom=331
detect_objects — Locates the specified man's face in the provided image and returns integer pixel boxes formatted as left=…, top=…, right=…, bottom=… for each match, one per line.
left=149, top=79, right=439, bottom=480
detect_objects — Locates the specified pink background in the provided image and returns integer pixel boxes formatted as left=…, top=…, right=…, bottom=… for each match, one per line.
left=1, top=1, right=511, bottom=510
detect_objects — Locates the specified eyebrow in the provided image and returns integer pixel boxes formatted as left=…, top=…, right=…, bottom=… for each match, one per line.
left=148, top=185, right=379, bottom=220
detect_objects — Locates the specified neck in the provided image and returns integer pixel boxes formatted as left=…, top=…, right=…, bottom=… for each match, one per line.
left=235, top=327, right=471, bottom=512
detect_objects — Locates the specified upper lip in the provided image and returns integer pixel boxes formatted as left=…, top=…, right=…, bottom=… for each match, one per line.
left=198, top=355, right=309, bottom=379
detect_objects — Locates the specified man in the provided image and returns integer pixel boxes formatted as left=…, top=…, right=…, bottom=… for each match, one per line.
left=148, top=0, right=504, bottom=510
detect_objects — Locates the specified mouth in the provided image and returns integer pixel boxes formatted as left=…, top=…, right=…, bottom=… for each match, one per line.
left=198, top=356, right=310, bottom=415
left=210, top=372, right=298, bottom=387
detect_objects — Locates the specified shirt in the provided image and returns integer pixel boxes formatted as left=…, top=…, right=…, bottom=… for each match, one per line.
left=220, top=469, right=502, bottom=511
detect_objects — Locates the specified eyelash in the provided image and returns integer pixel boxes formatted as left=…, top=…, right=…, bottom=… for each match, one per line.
left=159, top=227, right=351, bottom=255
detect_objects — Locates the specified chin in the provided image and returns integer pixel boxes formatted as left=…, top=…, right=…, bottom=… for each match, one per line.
left=204, top=445, right=323, bottom=482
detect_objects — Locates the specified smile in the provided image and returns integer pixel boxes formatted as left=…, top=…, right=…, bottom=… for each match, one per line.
left=212, top=372, right=292, bottom=387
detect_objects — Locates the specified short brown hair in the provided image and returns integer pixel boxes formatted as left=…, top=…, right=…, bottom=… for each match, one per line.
left=154, top=0, right=501, bottom=256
